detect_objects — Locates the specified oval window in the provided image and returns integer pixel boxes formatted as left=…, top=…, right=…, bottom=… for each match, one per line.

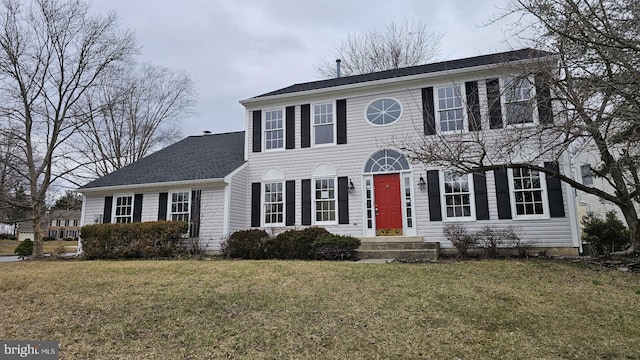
left=366, top=98, right=402, bottom=125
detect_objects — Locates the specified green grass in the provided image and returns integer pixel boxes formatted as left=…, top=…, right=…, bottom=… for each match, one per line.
left=0, top=239, right=78, bottom=256
left=1, top=259, right=639, bottom=359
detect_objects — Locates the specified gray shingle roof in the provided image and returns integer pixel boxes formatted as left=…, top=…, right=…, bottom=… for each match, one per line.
left=253, top=48, right=553, bottom=99
left=79, top=131, right=245, bottom=190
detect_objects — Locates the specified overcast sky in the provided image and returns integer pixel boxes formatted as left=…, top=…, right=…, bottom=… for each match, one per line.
left=91, top=0, right=523, bottom=137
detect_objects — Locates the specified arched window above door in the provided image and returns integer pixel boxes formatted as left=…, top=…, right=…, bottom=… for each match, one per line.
left=364, top=149, right=410, bottom=173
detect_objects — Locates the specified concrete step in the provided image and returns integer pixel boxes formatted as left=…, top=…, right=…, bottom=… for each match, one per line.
left=358, top=241, right=439, bottom=250
left=359, top=236, right=423, bottom=243
left=355, top=248, right=439, bottom=261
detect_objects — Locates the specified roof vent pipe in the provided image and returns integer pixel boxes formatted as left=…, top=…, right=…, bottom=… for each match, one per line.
left=336, top=59, right=341, bottom=78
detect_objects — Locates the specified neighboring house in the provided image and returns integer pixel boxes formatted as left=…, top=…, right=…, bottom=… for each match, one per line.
left=571, top=140, right=640, bottom=226
left=79, top=48, right=582, bottom=254
left=240, top=48, right=580, bottom=253
left=77, top=132, right=246, bottom=252
left=0, top=223, right=13, bottom=236
left=15, top=209, right=81, bottom=241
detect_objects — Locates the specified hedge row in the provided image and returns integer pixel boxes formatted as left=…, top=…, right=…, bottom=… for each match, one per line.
left=221, top=227, right=361, bottom=260
left=80, top=221, right=188, bottom=259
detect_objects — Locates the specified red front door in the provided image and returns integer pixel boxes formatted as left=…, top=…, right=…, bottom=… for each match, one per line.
left=374, top=174, right=403, bottom=236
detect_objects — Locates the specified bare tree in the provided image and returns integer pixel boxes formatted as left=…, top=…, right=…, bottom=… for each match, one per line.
left=316, top=20, right=442, bottom=78
left=73, top=62, right=195, bottom=178
left=401, top=0, right=640, bottom=253
left=0, top=0, right=137, bottom=257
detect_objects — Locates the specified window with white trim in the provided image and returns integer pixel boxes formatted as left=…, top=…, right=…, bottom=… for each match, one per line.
left=441, top=171, right=474, bottom=220
left=314, top=178, right=336, bottom=224
left=580, top=165, right=594, bottom=185
left=504, top=77, right=535, bottom=125
left=366, top=98, right=402, bottom=125
left=313, top=103, right=334, bottom=145
left=510, top=168, right=547, bottom=217
left=170, top=191, right=190, bottom=222
left=436, top=85, right=464, bottom=132
left=114, top=195, right=133, bottom=223
left=264, top=182, right=284, bottom=225
left=264, top=109, right=284, bottom=150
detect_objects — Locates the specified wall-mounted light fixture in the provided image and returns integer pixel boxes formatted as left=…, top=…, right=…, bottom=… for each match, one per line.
left=348, top=178, right=355, bottom=193
left=418, top=175, right=426, bottom=191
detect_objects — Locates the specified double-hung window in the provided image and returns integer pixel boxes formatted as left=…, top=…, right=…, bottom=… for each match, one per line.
left=441, top=171, right=474, bottom=220
left=314, top=178, right=336, bottom=224
left=580, top=165, right=594, bottom=185
left=504, top=77, right=535, bottom=125
left=264, top=182, right=284, bottom=225
left=114, top=195, right=133, bottom=223
left=509, top=168, right=548, bottom=218
left=436, top=85, right=464, bottom=132
left=264, top=109, right=284, bottom=150
left=313, top=103, right=334, bottom=145
left=170, top=191, right=190, bottom=222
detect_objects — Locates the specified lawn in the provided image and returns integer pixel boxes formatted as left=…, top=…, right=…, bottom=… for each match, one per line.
left=1, top=259, right=639, bottom=359
left=0, top=239, right=78, bottom=256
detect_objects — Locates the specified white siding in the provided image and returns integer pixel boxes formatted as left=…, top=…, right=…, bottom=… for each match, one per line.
left=198, top=185, right=226, bottom=251
left=228, top=166, right=248, bottom=233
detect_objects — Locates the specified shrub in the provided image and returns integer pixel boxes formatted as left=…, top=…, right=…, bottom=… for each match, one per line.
left=582, top=211, right=630, bottom=256
left=312, top=234, right=361, bottom=260
left=14, top=239, right=33, bottom=259
left=476, top=226, right=522, bottom=258
left=269, top=227, right=331, bottom=259
left=221, top=229, right=269, bottom=259
left=80, top=221, right=188, bottom=259
left=443, top=223, right=476, bottom=258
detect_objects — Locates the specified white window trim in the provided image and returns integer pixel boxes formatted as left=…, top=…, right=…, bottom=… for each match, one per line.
left=507, top=167, right=550, bottom=220
left=112, top=194, right=134, bottom=223
left=312, top=176, right=338, bottom=226
left=263, top=108, right=285, bottom=152
left=364, top=97, right=403, bottom=126
left=434, top=84, right=467, bottom=134
left=500, top=76, right=538, bottom=127
left=168, top=190, right=191, bottom=222
left=312, top=101, right=336, bottom=147
left=439, top=170, right=476, bottom=222
left=261, top=181, right=285, bottom=227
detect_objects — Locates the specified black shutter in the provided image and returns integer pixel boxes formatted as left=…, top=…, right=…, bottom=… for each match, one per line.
left=494, top=169, right=512, bottom=219
left=487, top=78, right=503, bottom=129
left=285, top=106, right=295, bottom=149
left=301, top=104, right=310, bottom=148
left=133, top=194, right=143, bottom=223
left=158, top=192, right=168, bottom=221
left=190, top=190, right=201, bottom=237
left=338, top=176, right=349, bottom=224
left=535, top=74, right=553, bottom=125
left=251, top=183, right=261, bottom=227
left=473, top=173, right=490, bottom=220
left=252, top=110, right=262, bottom=153
left=466, top=81, right=481, bottom=131
left=301, top=179, right=311, bottom=225
left=286, top=180, right=295, bottom=226
left=422, top=87, right=436, bottom=135
left=336, top=99, right=347, bottom=145
left=103, top=196, right=113, bottom=224
left=427, top=170, right=442, bottom=221
left=545, top=162, right=565, bottom=217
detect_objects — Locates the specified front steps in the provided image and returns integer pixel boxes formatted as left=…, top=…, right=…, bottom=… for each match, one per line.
left=355, top=236, right=440, bottom=261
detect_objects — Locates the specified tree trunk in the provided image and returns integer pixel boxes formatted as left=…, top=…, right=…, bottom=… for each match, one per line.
left=619, top=203, right=640, bottom=254
left=31, top=206, right=44, bottom=258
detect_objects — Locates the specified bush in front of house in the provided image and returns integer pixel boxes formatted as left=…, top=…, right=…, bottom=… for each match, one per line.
left=443, top=223, right=476, bottom=258
left=475, top=225, right=523, bottom=259
left=80, top=221, right=188, bottom=259
left=312, top=234, right=361, bottom=260
left=15, top=238, right=33, bottom=258
left=269, top=227, right=331, bottom=259
left=582, top=211, right=630, bottom=256
left=220, top=229, right=270, bottom=259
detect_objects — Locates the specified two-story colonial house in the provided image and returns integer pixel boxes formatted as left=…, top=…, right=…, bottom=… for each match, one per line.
left=78, top=48, right=581, bottom=255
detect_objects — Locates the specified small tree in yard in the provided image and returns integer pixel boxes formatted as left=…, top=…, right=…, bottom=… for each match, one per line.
left=442, top=223, right=476, bottom=258
left=582, top=211, right=630, bottom=256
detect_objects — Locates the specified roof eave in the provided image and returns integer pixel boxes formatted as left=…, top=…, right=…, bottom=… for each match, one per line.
left=78, top=177, right=227, bottom=194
